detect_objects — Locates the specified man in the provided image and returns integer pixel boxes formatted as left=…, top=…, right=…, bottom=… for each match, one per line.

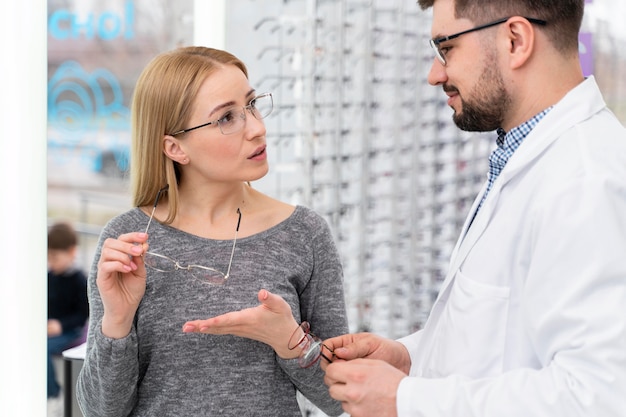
left=321, top=0, right=626, bottom=416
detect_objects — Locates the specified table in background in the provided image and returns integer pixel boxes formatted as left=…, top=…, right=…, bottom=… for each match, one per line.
left=62, top=343, right=86, bottom=417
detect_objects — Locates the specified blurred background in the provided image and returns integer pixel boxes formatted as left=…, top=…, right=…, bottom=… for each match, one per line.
left=45, top=0, right=625, bottom=415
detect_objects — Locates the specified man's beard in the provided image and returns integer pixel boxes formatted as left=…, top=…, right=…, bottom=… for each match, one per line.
left=448, top=57, right=510, bottom=132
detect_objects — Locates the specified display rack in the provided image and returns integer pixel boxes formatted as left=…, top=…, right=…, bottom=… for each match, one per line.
left=225, top=2, right=492, bottom=414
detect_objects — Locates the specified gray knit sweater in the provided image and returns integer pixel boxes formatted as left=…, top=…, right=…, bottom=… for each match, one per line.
left=76, top=205, right=348, bottom=417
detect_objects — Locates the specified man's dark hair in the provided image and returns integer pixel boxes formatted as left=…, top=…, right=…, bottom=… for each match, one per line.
left=48, top=222, right=78, bottom=250
left=417, top=0, right=584, bottom=54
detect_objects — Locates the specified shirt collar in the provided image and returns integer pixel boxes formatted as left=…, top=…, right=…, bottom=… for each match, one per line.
left=496, top=107, right=553, bottom=150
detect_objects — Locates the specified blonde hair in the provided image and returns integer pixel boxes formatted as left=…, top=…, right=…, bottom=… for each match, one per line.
left=130, top=46, right=248, bottom=223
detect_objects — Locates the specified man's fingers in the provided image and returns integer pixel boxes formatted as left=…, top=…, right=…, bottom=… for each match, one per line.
left=324, top=335, right=371, bottom=360
left=324, top=360, right=356, bottom=385
left=324, top=362, right=365, bottom=403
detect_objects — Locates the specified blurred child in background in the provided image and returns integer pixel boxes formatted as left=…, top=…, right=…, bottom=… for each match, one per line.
left=47, top=222, right=88, bottom=400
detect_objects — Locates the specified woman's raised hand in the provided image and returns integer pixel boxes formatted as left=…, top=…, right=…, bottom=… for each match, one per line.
left=96, top=232, right=149, bottom=339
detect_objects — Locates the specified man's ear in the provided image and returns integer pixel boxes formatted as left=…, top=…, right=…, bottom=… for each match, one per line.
left=503, top=16, right=536, bottom=69
left=163, top=135, right=189, bottom=165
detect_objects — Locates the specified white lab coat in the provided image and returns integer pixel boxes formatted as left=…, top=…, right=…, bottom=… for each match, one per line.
left=397, top=77, right=626, bottom=416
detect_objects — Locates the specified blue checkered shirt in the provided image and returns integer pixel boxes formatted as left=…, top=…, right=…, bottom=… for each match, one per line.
left=473, top=107, right=553, bottom=219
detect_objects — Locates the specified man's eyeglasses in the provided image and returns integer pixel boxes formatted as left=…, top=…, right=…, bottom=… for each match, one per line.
left=288, top=321, right=334, bottom=368
left=169, top=92, right=273, bottom=136
left=142, top=185, right=241, bottom=285
left=429, top=16, right=547, bottom=66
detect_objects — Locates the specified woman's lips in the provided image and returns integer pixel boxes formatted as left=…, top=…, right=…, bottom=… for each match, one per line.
left=248, top=145, right=267, bottom=160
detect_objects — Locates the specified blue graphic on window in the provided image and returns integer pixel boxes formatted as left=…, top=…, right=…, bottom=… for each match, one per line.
left=48, top=0, right=135, bottom=40
left=48, top=60, right=130, bottom=177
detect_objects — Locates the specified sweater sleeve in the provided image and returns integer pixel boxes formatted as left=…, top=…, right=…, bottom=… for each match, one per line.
left=276, top=208, right=349, bottom=416
left=76, top=215, right=141, bottom=417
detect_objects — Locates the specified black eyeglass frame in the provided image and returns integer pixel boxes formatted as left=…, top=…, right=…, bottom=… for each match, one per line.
left=429, top=16, right=547, bottom=66
left=169, top=92, right=273, bottom=136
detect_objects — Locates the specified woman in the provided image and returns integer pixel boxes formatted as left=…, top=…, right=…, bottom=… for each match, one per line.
left=76, top=46, right=348, bottom=417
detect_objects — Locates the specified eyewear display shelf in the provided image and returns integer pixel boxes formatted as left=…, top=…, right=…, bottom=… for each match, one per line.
left=225, top=1, right=492, bottom=415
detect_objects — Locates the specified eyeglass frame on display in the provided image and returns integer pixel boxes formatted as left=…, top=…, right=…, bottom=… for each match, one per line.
left=169, top=92, right=273, bottom=136
left=142, top=185, right=242, bottom=285
left=429, top=16, right=547, bottom=66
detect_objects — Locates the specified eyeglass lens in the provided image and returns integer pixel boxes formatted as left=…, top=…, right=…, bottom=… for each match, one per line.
left=299, top=338, right=327, bottom=368
left=429, top=39, right=445, bottom=65
left=219, top=93, right=273, bottom=135
left=288, top=321, right=334, bottom=368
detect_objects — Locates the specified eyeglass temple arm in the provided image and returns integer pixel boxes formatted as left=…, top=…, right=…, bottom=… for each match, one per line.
left=144, top=185, right=169, bottom=234
left=435, top=17, right=509, bottom=44
left=433, top=17, right=546, bottom=45
left=320, top=343, right=335, bottom=363
left=235, top=208, right=242, bottom=231
left=224, top=208, right=242, bottom=279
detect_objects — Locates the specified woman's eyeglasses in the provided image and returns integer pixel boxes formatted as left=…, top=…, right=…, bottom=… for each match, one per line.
left=142, top=185, right=241, bottom=285
left=169, top=92, right=273, bottom=136
left=288, top=321, right=334, bottom=368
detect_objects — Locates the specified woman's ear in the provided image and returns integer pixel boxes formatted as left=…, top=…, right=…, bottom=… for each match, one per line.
left=163, top=135, right=189, bottom=165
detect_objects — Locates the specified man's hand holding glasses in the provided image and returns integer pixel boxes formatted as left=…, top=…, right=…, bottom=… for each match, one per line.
left=320, top=333, right=412, bottom=417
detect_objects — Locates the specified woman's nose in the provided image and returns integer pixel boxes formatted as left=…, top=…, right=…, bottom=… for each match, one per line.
left=244, top=109, right=266, bottom=139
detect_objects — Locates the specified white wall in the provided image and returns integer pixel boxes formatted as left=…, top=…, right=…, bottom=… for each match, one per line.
left=0, top=0, right=48, bottom=414
left=194, top=0, right=226, bottom=48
